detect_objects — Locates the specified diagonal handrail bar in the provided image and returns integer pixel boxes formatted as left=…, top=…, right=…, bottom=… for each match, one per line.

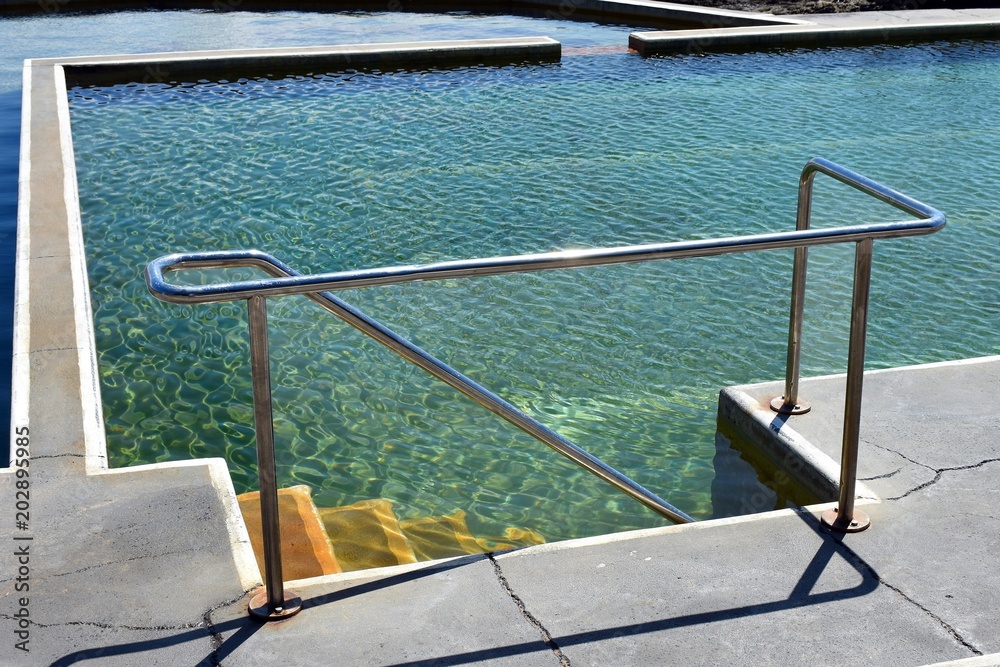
left=144, top=158, right=945, bottom=620
left=181, top=251, right=696, bottom=523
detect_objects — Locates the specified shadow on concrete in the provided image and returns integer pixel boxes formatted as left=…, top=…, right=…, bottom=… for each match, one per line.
left=49, top=514, right=881, bottom=666
left=48, top=624, right=223, bottom=667
left=48, top=555, right=485, bottom=666
left=381, top=511, right=881, bottom=667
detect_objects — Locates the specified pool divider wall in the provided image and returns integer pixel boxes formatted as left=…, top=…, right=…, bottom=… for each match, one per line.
left=513, top=0, right=803, bottom=29
left=0, top=0, right=800, bottom=30
left=629, top=13, right=1000, bottom=55
left=10, top=59, right=32, bottom=467
left=53, top=37, right=562, bottom=87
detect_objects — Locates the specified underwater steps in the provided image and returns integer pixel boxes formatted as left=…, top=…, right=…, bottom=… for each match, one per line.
left=237, top=486, right=545, bottom=577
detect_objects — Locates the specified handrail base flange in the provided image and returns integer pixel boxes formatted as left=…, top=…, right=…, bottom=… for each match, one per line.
left=769, top=396, right=812, bottom=415
left=249, top=590, right=303, bottom=621
left=821, top=508, right=871, bottom=533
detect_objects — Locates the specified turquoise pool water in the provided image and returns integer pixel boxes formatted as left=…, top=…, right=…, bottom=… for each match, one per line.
left=0, top=10, right=632, bottom=462
left=68, top=33, right=1000, bottom=541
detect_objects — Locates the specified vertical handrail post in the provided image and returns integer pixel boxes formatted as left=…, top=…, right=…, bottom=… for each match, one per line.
left=771, top=168, right=814, bottom=416
left=821, top=238, right=874, bottom=533
left=246, top=295, right=302, bottom=620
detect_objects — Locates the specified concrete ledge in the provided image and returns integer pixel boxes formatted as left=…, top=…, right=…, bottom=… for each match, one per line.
left=51, top=37, right=562, bottom=86
left=718, top=385, right=877, bottom=504
left=630, top=13, right=1000, bottom=55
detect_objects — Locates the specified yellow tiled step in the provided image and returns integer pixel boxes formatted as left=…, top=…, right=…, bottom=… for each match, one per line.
left=318, top=499, right=418, bottom=572
left=239, top=485, right=547, bottom=576
left=320, top=498, right=546, bottom=572
left=237, top=485, right=342, bottom=580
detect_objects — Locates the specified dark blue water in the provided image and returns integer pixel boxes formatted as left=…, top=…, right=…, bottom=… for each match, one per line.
left=0, top=89, right=19, bottom=463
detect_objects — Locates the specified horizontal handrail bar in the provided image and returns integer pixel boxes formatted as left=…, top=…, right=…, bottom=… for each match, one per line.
left=185, top=252, right=696, bottom=524
left=147, top=210, right=943, bottom=307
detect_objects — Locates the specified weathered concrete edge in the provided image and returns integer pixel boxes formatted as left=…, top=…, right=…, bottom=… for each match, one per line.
left=54, top=65, right=109, bottom=474
left=98, top=457, right=263, bottom=590
left=287, top=495, right=896, bottom=594
left=37, top=37, right=562, bottom=85
left=8, top=61, right=31, bottom=464
left=629, top=18, right=1000, bottom=55
left=718, top=385, right=878, bottom=504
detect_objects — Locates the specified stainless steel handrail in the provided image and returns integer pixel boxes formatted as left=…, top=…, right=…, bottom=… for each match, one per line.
left=144, top=158, right=944, bottom=619
left=775, top=157, right=944, bottom=534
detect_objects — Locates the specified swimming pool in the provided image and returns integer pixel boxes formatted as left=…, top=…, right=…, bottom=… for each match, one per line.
left=0, top=9, right=636, bottom=463
left=65, top=34, right=1000, bottom=542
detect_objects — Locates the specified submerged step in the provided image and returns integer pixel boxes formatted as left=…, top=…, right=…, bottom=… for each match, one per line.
left=398, top=510, right=486, bottom=561
left=237, top=485, right=342, bottom=580
left=399, top=510, right=544, bottom=561
left=319, top=499, right=418, bottom=572
left=242, top=487, right=549, bottom=574
left=321, top=501, right=546, bottom=571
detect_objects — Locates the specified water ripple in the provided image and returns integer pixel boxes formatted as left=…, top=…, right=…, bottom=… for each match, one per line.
left=70, top=41, right=1000, bottom=542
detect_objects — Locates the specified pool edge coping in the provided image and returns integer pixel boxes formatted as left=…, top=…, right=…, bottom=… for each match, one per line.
left=629, top=9, right=1000, bottom=54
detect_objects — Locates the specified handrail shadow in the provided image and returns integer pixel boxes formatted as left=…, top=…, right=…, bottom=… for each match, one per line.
left=47, top=554, right=486, bottom=666
left=380, top=510, right=881, bottom=667
left=52, top=509, right=883, bottom=665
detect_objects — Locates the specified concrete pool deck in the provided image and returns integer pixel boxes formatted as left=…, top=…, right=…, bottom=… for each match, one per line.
left=6, top=358, right=1000, bottom=665
left=4, top=11, right=1000, bottom=666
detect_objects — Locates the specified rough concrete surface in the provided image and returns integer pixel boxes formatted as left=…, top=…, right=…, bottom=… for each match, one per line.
left=208, top=557, right=557, bottom=667
left=0, top=460, right=253, bottom=666
left=724, top=356, right=1000, bottom=663
left=496, top=508, right=968, bottom=667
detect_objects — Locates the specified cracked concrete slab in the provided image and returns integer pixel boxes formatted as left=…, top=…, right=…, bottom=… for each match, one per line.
left=718, top=356, right=1000, bottom=663
left=9, top=621, right=220, bottom=667
left=725, top=357, right=1000, bottom=500
left=0, top=459, right=256, bottom=665
left=494, top=508, right=972, bottom=667
left=206, top=556, right=556, bottom=667
left=850, top=465, right=1000, bottom=652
